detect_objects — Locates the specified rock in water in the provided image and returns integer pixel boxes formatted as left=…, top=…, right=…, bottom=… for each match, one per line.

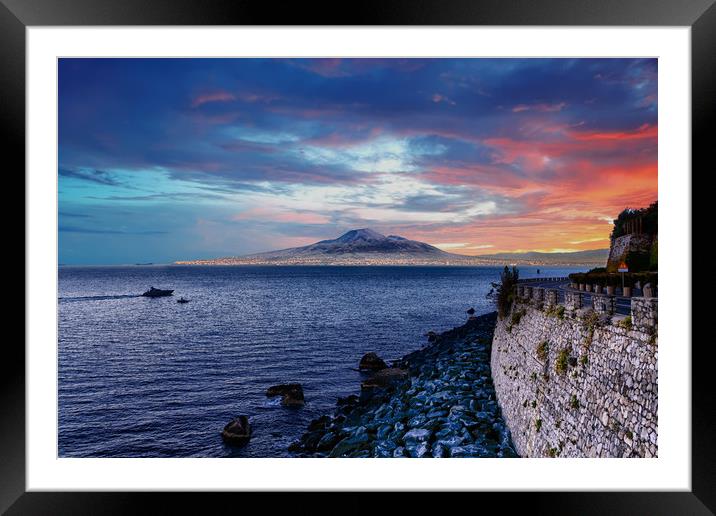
left=467, top=308, right=476, bottom=315
left=359, top=352, right=387, bottom=371
left=266, top=383, right=305, bottom=406
left=221, top=416, right=251, bottom=446
left=361, top=368, right=409, bottom=389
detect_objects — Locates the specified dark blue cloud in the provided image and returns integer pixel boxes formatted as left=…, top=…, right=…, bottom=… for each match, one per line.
left=59, top=168, right=121, bottom=186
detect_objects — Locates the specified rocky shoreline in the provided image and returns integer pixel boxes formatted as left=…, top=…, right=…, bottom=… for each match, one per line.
left=288, top=312, right=517, bottom=458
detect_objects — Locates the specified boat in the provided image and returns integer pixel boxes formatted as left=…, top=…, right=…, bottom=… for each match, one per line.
left=141, top=286, right=174, bottom=297
left=221, top=416, right=251, bottom=446
left=177, top=297, right=190, bottom=303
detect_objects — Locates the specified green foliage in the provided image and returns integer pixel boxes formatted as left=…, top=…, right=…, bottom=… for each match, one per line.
left=569, top=394, right=580, bottom=409
left=555, top=348, right=570, bottom=375
left=511, top=309, right=525, bottom=326
left=548, top=447, right=558, bottom=458
left=536, top=341, right=549, bottom=361
left=610, top=201, right=658, bottom=242
left=625, top=250, right=651, bottom=273
left=545, top=304, right=565, bottom=319
left=488, top=266, right=519, bottom=318
left=582, top=309, right=600, bottom=329
left=618, top=316, right=633, bottom=330
left=535, top=419, right=542, bottom=432
left=649, top=238, right=658, bottom=270
left=625, top=429, right=633, bottom=439
left=579, top=354, right=588, bottom=366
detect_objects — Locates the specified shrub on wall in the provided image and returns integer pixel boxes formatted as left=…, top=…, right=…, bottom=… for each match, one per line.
left=625, top=250, right=651, bottom=273
left=649, top=238, right=658, bottom=270
left=488, top=266, right=519, bottom=318
left=555, top=348, right=570, bottom=375
left=511, top=309, right=525, bottom=326
left=537, top=341, right=549, bottom=361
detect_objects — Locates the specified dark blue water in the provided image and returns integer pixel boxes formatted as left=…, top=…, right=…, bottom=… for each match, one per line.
left=58, top=265, right=581, bottom=457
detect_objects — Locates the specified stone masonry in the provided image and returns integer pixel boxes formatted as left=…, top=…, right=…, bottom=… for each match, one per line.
left=491, top=288, right=658, bottom=458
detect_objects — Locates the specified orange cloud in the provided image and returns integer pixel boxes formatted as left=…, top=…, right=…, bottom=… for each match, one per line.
left=191, top=91, right=237, bottom=108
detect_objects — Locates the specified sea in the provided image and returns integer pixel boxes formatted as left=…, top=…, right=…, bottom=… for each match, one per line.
left=58, top=265, right=583, bottom=457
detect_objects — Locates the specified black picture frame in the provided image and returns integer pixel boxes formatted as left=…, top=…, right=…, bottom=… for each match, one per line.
left=5, top=0, right=711, bottom=513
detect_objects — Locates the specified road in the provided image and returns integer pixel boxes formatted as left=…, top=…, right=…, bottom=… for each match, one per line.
left=522, top=277, right=634, bottom=316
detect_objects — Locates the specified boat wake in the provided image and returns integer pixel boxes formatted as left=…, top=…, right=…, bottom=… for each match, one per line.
left=59, top=294, right=141, bottom=302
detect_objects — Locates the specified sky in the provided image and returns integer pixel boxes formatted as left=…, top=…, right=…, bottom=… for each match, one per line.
left=58, top=58, right=657, bottom=264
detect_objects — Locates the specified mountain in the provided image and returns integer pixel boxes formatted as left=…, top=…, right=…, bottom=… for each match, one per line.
left=475, top=249, right=609, bottom=265
left=264, top=228, right=451, bottom=258
left=178, top=229, right=460, bottom=265
left=176, top=229, right=608, bottom=266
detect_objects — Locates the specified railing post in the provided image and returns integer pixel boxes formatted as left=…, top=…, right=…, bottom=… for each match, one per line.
left=565, top=291, right=582, bottom=311
left=592, top=294, right=615, bottom=315
left=545, top=289, right=559, bottom=307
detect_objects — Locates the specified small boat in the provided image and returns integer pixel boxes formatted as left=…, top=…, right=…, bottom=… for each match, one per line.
left=141, top=286, right=174, bottom=297
left=221, top=416, right=251, bottom=446
left=177, top=297, right=190, bottom=304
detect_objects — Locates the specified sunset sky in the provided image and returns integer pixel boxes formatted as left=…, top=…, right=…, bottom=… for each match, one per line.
left=58, top=58, right=657, bottom=264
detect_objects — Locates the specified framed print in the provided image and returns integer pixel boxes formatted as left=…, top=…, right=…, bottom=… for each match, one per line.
left=5, top=0, right=713, bottom=512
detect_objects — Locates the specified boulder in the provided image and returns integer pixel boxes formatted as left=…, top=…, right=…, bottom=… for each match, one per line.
left=266, top=383, right=305, bottom=406
left=328, top=429, right=370, bottom=457
left=221, top=415, right=251, bottom=446
left=403, top=428, right=432, bottom=444
left=359, top=352, right=387, bottom=371
left=307, top=415, right=331, bottom=432
left=361, top=367, right=409, bottom=389
left=316, top=432, right=341, bottom=451
left=432, top=443, right=448, bottom=458
left=392, top=446, right=408, bottom=457
left=407, top=441, right=431, bottom=458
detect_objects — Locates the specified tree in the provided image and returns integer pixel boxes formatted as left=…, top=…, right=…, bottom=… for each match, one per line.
left=487, top=266, right=519, bottom=318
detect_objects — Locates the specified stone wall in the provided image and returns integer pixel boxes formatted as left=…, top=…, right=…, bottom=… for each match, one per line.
left=606, top=233, right=653, bottom=272
left=490, top=288, right=658, bottom=458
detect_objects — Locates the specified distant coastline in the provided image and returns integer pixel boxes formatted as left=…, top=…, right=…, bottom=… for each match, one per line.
left=174, top=256, right=605, bottom=267
left=174, top=228, right=607, bottom=267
